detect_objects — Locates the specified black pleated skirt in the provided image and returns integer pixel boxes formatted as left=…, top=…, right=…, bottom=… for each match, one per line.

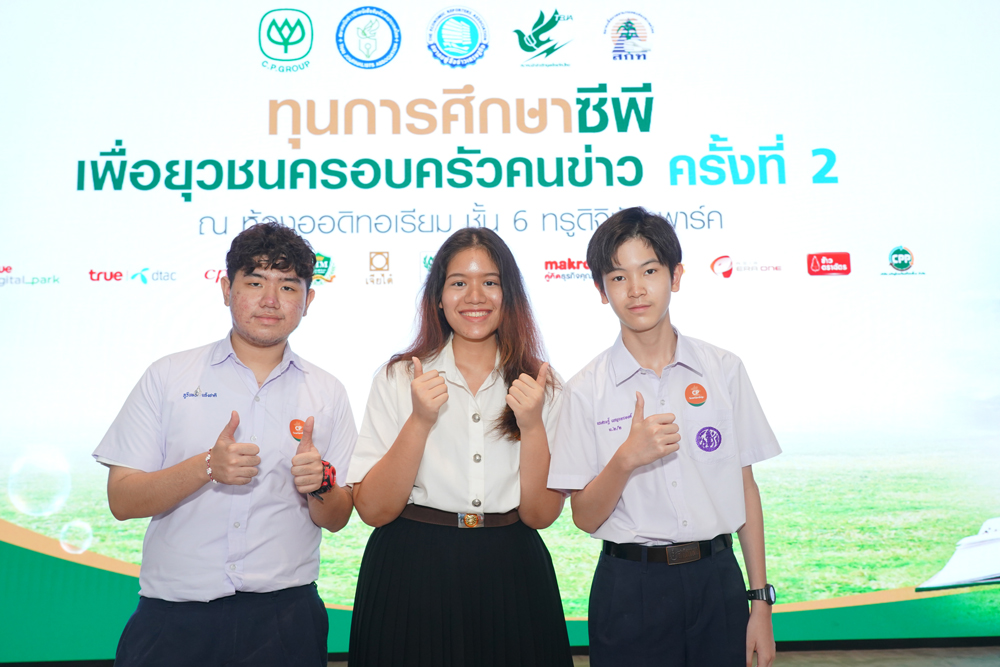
left=349, top=516, right=573, bottom=667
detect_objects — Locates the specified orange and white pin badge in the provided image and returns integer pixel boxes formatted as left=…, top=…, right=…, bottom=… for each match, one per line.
left=685, top=384, right=707, bottom=407
left=289, top=419, right=306, bottom=441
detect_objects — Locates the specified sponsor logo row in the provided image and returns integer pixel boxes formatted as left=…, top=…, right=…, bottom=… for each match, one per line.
left=0, top=247, right=923, bottom=289
left=259, top=7, right=653, bottom=73
left=707, top=247, right=923, bottom=278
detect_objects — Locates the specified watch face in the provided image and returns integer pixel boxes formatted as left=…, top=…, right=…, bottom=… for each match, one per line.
left=766, top=584, right=777, bottom=604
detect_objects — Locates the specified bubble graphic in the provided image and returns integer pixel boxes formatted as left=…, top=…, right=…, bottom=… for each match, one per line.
left=59, top=520, right=94, bottom=554
left=7, top=450, right=72, bottom=517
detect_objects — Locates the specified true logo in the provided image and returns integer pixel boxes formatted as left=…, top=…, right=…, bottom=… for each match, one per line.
left=685, top=384, right=707, bottom=407
left=337, top=7, right=402, bottom=69
left=696, top=426, right=722, bottom=452
left=259, top=9, right=313, bottom=72
left=427, top=7, right=490, bottom=68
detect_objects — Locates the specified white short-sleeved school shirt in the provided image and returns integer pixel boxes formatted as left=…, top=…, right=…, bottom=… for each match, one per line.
left=92, top=334, right=357, bottom=602
left=347, top=338, right=562, bottom=514
left=548, top=330, right=780, bottom=545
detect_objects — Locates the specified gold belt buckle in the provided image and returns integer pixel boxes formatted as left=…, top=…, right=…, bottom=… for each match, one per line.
left=458, top=513, right=485, bottom=528
left=665, top=542, right=701, bottom=565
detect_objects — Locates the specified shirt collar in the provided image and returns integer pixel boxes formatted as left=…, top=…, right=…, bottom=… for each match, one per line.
left=423, top=336, right=502, bottom=392
left=209, top=331, right=305, bottom=375
left=609, top=328, right=703, bottom=386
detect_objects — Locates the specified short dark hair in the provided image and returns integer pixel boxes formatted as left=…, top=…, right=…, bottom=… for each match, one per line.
left=226, top=222, right=315, bottom=284
left=587, top=207, right=682, bottom=290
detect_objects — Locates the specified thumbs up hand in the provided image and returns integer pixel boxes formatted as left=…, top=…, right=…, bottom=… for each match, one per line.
left=411, top=357, right=449, bottom=427
left=618, top=392, right=680, bottom=471
left=291, top=416, right=324, bottom=494
left=209, top=411, right=261, bottom=485
left=506, top=362, right=550, bottom=434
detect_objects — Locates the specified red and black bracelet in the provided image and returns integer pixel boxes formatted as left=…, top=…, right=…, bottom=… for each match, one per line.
left=308, top=460, right=336, bottom=501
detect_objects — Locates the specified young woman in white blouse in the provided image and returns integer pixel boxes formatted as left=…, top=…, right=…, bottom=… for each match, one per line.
left=347, top=228, right=573, bottom=666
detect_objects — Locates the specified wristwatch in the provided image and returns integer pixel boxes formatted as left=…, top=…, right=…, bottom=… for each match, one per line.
left=747, top=584, right=777, bottom=605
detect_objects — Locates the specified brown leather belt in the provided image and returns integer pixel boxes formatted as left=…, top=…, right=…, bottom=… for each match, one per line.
left=400, top=504, right=520, bottom=529
left=603, top=534, right=733, bottom=565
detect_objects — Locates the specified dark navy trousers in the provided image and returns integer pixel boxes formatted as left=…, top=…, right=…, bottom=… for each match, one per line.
left=588, top=547, right=749, bottom=667
left=114, top=583, right=328, bottom=667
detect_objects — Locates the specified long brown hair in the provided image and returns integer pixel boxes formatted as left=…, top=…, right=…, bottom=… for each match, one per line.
left=389, top=227, right=553, bottom=441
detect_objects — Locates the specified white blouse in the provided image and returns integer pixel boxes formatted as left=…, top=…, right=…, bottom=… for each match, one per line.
left=347, top=338, right=562, bottom=514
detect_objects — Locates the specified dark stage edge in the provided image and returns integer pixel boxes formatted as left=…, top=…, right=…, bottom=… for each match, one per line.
left=2, top=638, right=999, bottom=665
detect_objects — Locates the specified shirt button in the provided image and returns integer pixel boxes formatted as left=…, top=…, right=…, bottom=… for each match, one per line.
left=473, top=454, right=482, bottom=463
left=233, top=522, right=241, bottom=528
left=672, top=481, right=677, bottom=487
left=229, top=564, right=236, bottom=571
left=471, top=413, right=481, bottom=423
left=682, top=520, right=688, bottom=527
left=660, top=400, right=665, bottom=406
left=254, top=396, right=260, bottom=402
left=251, top=435, right=257, bottom=442
left=472, top=499, right=482, bottom=507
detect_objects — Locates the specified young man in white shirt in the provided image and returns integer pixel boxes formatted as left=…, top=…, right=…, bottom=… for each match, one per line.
left=548, top=207, right=780, bottom=667
left=93, top=222, right=357, bottom=667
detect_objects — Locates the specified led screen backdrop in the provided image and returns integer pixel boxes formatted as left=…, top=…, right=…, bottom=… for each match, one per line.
left=1, top=0, right=999, bottom=661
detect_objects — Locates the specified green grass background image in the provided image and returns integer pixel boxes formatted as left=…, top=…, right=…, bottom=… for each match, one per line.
left=2, top=444, right=998, bottom=617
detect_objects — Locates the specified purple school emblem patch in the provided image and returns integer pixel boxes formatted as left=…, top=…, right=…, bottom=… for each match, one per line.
left=696, top=426, right=722, bottom=452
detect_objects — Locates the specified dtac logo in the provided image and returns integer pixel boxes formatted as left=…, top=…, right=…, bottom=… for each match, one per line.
left=131, top=268, right=177, bottom=284
left=807, top=253, right=851, bottom=276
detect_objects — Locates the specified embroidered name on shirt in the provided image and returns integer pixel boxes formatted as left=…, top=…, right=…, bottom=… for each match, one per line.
left=183, top=387, right=218, bottom=399
left=596, top=412, right=633, bottom=432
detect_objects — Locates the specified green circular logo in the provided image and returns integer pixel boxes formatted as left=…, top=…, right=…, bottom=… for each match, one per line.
left=889, top=246, right=913, bottom=272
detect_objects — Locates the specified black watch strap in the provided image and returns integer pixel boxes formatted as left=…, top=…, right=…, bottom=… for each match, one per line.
left=747, top=584, right=776, bottom=605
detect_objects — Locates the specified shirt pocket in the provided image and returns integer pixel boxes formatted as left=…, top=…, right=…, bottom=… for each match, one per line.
left=679, top=408, right=735, bottom=464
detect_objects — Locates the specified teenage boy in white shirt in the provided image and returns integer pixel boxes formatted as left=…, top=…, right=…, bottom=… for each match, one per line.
left=548, top=207, right=780, bottom=667
left=93, top=222, right=356, bottom=667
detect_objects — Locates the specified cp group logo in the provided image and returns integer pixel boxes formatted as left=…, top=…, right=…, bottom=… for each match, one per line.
left=881, top=246, right=924, bottom=276
left=807, top=253, right=851, bottom=276
left=337, top=7, right=402, bottom=69
left=514, top=9, right=573, bottom=67
left=259, top=9, right=313, bottom=73
left=604, top=11, right=653, bottom=61
left=427, top=7, right=489, bottom=68
left=0, top=265, right=60, bottom=287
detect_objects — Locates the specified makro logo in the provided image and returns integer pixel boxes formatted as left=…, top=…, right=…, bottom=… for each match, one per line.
left=882, top=246, right=924, bottom=276
left=313, top=253, right=336, bottom=284
left=259, top=9, right=313, bottom=72
left=0, top=266, right=60, bottom=287
left=807, top=253, right=851, bottom=276
left=710, top=255, right=733, bottom=278
left=604, top=11, right=653, bottom=61
left=337, top=7, right=402, bottom=69
left=544, top=257, right=590, bottom=282
left=514, top=9, right=573, bottom=67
